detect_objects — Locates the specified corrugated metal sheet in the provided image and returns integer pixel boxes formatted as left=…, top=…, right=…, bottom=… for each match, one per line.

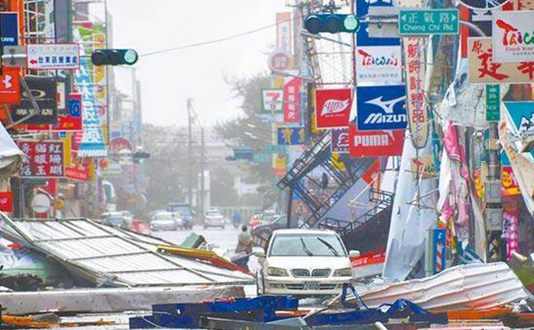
left=2, top=217, right=254, bottom=287
left=354, top=263, right=530, bottom=312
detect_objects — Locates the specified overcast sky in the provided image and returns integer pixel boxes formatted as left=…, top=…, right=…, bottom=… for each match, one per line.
left=107, top=0, right=288, bottom=127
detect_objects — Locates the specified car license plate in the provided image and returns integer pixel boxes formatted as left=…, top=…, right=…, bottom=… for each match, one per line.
left=305, top=282, right=320, bottom=290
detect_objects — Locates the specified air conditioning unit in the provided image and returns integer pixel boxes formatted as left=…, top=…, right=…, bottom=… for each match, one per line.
left=484, top=208, right=503, bottom=232
left=484, top=180, right=501, bottom=204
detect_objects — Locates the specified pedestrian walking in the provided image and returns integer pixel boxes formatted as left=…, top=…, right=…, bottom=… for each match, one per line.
left=235, top=225, right=253, bottom=270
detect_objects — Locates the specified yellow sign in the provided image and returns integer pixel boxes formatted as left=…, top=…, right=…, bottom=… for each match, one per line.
left=331, top=153, right=346, bottom=172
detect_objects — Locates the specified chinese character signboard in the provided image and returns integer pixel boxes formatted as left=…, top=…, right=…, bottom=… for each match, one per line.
left=276, top=12, right=292, bottom=54
left=315, top=88, right=353, bottom=129
left=349, top=124, right=404, bottom=158
left=493, top=11, right=534, bottom=63
left=26, top=44, right=80, bottom=70
left=283, top=77, right=301, bottom=123
left=356, top=46, right=402, bottom=84
left=356, top=85, right=407, bottom=131
left=468, top=37, right=534, bottom=83
left=398, top=9, right=459, bottom=35
left=274, top=154, right=287, bottom=177
left=262, top=89, right=284, bottom=113
left=277, top=126, right=306, bottom=145
left=0, top=68, right=21, bottom=104
left=502, top=166, right=521, bottom=196
left=12, top=77, right=58, bottom=125
left=0, top=192, right=13, bottom=212
left=331, top=128, right=350, bottom=154
left=404, top=36, right=429, bottom=148
left=17, top=141, right=64, bottom=178
left=486, top=84, right=500, bottom=122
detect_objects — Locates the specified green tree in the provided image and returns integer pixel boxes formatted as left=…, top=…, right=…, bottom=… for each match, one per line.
left=215, top=73, right=279, bottom=207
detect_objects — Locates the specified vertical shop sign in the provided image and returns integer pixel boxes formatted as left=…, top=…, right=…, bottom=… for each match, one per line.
left=283, top=77, right=300, bottom=123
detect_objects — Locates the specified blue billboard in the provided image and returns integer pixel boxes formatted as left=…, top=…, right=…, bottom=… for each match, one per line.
left=277, top=126, right=306, bottom=145
left=1, top=13, right=19, bottom=46
left=356, top=85, right=407, bottom=131
left=356, top=0, right=399, bottom=46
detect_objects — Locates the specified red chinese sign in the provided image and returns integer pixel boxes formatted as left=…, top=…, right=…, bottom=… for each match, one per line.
left=0, top=192, right=13, bottom=212
left=403, top=37, right=429, bottom=149
left=0, top=68, right=21, bottom=104
left=17, top=141, right=65, bottom=178
left=315, top=88, right=352, bottom=129
left=351, top=250, right=386, bottom=268
left=349, top=124, right=404, bottom=158
left=283, top=77, right=300, bottom=123
left=65, top=162, right=89, bottom=182
left=502, top=166, right=521, bottom=196
left=468, top=37, right=534, bottom=83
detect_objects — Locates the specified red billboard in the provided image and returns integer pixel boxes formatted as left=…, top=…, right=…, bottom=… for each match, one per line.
left=17, top=141, right=65, bottom=178
left=283, top=77, right=301, bottom=123
left=0, top=68, right=21, bottom=104
left=315, top=88, right=352, bottom=129
left=0, top=192, right=13, bottom=212
left=349, top=124, right=404, bottom=158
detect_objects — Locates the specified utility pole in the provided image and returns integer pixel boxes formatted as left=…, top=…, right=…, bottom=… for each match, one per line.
left=200, top=127, right=205, bottom=223
left=187, top=98, right=194, bottom=206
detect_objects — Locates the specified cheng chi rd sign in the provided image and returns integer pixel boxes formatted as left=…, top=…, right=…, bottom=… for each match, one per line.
left=399, top=9, right=459, bottom=36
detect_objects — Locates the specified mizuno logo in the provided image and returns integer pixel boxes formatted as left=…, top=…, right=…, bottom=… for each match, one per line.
left=2, top=75, right=13, bottom=89
left=365, top=96, right=406, bottom=114
left=321, top=99, right=350, bottom=116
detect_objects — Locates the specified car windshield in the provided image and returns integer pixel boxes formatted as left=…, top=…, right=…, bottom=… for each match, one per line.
left=107, top=216, right=124, bottom=226
left=269, top=234, right=347, bottom=257
left=154, top=214, right=173, bottom=220
left=206, top=211, right=221, bottom=216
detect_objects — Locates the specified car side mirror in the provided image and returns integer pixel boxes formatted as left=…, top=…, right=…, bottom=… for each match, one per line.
left=349, top=250, right=360, bottom=258
left=252, top=247, right=266, bottom=258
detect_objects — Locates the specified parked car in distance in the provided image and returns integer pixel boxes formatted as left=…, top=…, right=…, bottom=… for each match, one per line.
left=100, top=212, right=131, bottom=229
left=256, top=229, right=359, bottom=297
left=150, top=212, right=178, bottom=231
left=204, top=209, right=225, bottom=229
left=249, top=210, right=278, bottom=231
left=167, top=203, right=193, bottom=229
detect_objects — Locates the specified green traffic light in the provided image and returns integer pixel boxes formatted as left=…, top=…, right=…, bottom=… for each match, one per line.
left=343, top=15, right=360, bottom=32
left=123, top=49, right=139, bottom=65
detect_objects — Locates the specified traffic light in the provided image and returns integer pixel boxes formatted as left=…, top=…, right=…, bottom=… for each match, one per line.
left=304, top=14, right=360, bottom=34
left=91, top=49, right=139, bottom=66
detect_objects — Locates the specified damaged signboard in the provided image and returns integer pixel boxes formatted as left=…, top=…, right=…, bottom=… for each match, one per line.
left=12, top=77, right=58, bottom=125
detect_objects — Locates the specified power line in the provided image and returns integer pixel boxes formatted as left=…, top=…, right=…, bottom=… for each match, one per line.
left=140, top=16, right=300, bottom=58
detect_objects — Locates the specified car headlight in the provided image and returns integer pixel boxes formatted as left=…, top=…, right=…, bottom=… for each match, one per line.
left=334, top=268, right=352, bottom=277
left=267, top=267, right=288, bottom=277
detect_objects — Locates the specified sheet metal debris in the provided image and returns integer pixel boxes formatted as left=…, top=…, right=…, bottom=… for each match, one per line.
left=0, top=285, right=245, bottom=315
left=0, top=215, right=254, bottom=287
left=356, top=263, right=530, bottom=312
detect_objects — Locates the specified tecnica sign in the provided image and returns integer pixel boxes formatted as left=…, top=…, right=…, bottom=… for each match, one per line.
left=493, top=11, right=534, bottom=63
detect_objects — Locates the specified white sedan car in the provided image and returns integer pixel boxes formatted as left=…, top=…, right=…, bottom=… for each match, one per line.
left=204, top=210, right=225, bottom=229
left=257, top=229, right=358, bottom=296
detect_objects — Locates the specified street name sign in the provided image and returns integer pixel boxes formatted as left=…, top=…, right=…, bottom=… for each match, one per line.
left=27, top=44, right=80, bottom=70
left=399, top=9, right=459, bottom=35
left=486, top=84, right=500, bottom=122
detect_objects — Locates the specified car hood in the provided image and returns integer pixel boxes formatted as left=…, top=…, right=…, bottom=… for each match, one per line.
left=265, top=256, right=351, bottom=270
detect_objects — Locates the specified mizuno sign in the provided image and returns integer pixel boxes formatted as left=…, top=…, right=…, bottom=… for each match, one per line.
left=356, top=85, right=407, bottom=131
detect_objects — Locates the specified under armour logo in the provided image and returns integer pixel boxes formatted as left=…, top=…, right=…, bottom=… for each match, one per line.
left=2, top=75, right=13, bottom=89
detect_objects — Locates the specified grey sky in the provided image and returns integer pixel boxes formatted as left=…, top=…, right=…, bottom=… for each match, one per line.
left=107, top=0, right=288, bottom=127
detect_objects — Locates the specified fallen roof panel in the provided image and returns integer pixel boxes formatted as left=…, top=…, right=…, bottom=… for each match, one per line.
left=0, top=215, right=254, bottom=287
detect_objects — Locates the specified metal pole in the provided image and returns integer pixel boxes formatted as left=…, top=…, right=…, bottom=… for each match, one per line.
left=200, top=127, right=205, bottom=223
left=286, top=187, right=293, bottom=228
left=187, top=99, right=193, bottom=206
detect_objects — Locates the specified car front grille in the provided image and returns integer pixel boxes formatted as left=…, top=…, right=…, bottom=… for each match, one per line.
left=291, top=268, right=331, bottom=278
left=291, top=269, right=311, bottom=277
